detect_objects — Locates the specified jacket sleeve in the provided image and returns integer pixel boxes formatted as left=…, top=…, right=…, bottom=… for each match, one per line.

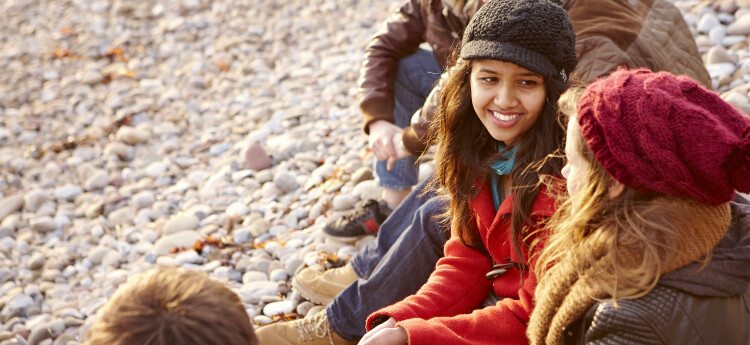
left=365, top=223, right=542, bottom=345
left=359, top=0, right=427, bottom=134
left=400, top=63, right=455, bottom=156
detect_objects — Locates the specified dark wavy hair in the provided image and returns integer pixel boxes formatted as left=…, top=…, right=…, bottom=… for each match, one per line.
left=430, top=57, right=568, bottom=264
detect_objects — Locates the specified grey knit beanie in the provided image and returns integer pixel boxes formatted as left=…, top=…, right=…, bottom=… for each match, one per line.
left=460, top=0, right=577, bottom=82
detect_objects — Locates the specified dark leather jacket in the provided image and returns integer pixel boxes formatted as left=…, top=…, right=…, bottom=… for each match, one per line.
left=358, top=0, right=482, bottom=155
left=358, top=0, right=710, bottom=157
left=563, top=198, right=750, bottom=345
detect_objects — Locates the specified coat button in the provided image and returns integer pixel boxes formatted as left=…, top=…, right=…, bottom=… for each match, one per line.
left=501, top=214, right=509, bottom=220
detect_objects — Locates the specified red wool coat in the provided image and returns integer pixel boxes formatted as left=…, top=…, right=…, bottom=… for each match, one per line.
left=365, top=184, right=557, bottom=345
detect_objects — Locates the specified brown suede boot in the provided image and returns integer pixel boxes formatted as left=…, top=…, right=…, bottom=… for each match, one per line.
left=292, top=263, right=359, bottom=305
left=254, top=311, right=356, bottom=345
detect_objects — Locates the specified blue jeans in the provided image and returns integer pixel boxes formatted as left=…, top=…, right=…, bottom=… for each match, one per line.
left=375, top=49, right=441, bottom=191
left=327, top=177, right=449, bottom=340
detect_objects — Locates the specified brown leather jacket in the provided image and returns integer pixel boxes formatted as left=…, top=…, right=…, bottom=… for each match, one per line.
left=359, top=0, right=711, bottom=156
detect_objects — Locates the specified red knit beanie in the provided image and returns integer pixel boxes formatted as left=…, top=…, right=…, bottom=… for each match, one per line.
left=577, top=68, right=750, bottom=205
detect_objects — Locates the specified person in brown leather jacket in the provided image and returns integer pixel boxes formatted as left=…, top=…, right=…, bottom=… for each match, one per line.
left=529, top=69, right=750, bottom=345
left=321, top=0, right=485, bottom=240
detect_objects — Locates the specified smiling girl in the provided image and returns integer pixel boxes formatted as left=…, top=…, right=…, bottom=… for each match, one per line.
left=357, top=0, right=577, bottom=344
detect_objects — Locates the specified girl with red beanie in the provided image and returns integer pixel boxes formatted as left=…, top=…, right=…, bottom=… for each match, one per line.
left=528, top=68, right=750, bottom=344
left=358, top=0, right=577, bottom=344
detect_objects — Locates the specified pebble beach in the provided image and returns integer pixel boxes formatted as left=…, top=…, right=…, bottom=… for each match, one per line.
left=0, top=0, right=749, bottom=344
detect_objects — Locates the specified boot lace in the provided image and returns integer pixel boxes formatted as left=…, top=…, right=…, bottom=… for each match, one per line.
left=297, top=312, right=334, bottom=344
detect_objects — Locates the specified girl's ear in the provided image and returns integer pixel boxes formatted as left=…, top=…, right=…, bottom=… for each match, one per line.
left=608, top=178, right=625, bottom=199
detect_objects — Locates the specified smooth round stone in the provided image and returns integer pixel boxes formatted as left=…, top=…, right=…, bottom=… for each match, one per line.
left=723, top=92, right=750, bottom=114
left=253, top=315, right=274, bottom=325
left=332, top=193, right=356, bottom=211
left=131, top=191, right=155, bottom=210
left=708, top=25, right=727, bottom=45
left=706, top=62, right=737, bottom=78
left=213, top=266, right=242, bottom=282
left=156, top=256, right=178, bottom=266
left=247, top=217, right=271, bottom=237
left=226, top=202, right=250, bottom=217
left=284, top=257, right=304, bottom=276
left=145, top=161, right=168, bottom=178
left=81, top=69, right=102, bottom=85
left=264, top=241, right=282, bottom=255
left=722, top=35, right=747, bottom=46
left=26, top=326, right=51, bottom=345
left=242, top=271, right=268, bottom=284
left=116, top=126, right=149, bottom=145
left=243, top=142, right=272, bottom=171
left=262, top=300, right=295, bottom=317
left=233, top=229, right=251, bottom=244
left=256, top=170, right=274, bottom=184
left=296, top=301, right=315, bottom=317
left=54, top=185, right=82, bottom=202
left=162, top=214, right=199, bottom=235
left=23, top=191, right=47, bottom=213
left=25, top=314, right=50, bottom=331
left=273, top=172, right=299, bottom=192
left=727, top=13, right=750, bottom=35
left=269, top=268, right=288, bottom=282
left=261, top=182, right=281, bottom=198
left=30, top=217, right=57, bottom=233
left=175, top=250, right=203, bottom=265
left=153, top=230, right=201, bottom=256
left=718, top=12, right=736, bottom=24
left=0, top=226, right=12, bottom=239
left=26, top=253, right=45, bottom=270
left=108, top=207, right=135, bottom=226
left=84, top=200, right=105, bottom=218
left=84, top=170, right=109, bottom=191
left=698, top=12, right=721, bottom=33
left=104, top=142, right=135, bottom=161
left=238, top=281, right=278, bottom=302
left=55, top=334, right=77, bottom=345
left=7, top=294, right=33, bottom=311
left=184, top=203, right=211, bottom=220
left=252, top=258, right=272, bottom=274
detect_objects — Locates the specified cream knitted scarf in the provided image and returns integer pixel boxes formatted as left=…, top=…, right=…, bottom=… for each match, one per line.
left=527, top=199, right=731, bottom=345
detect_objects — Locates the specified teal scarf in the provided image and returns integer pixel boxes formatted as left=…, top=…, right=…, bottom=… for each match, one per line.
left=489, top=144, right=517, bottom=210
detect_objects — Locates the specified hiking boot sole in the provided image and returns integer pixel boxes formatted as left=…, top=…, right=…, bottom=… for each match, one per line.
left=292, top=275, right=336, bottom=305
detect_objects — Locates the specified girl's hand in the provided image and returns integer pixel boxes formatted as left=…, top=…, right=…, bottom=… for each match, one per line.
left=368, top=120, right=402, bottom=163
left=358, top=317, right=407, bottom=345
left=386, top=132, right=412, bottom=171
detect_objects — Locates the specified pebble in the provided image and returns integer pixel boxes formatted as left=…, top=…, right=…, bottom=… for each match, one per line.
left=0, top=196, right=24, bottom=223
left=162, top=214, right=200, bottom=235
left=153, top=230, right=201, bottom=256
left=29, top=217, right=56, bottom=233
left=262, top=300, right=296, bottom=316
left=332, top=194, right=356, bottom=211
left=108, top=207, right=135, bottom=227
left=728, top=13, right=750, bottom=34
left=243, top=142, right=272, bottom=171
left=115, top=126, right=149, bottom=145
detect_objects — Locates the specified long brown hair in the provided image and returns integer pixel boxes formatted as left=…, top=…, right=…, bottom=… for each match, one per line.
left=536, top=87, right=730, bottom=300
left=430, top=58, right=568, bottom=263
